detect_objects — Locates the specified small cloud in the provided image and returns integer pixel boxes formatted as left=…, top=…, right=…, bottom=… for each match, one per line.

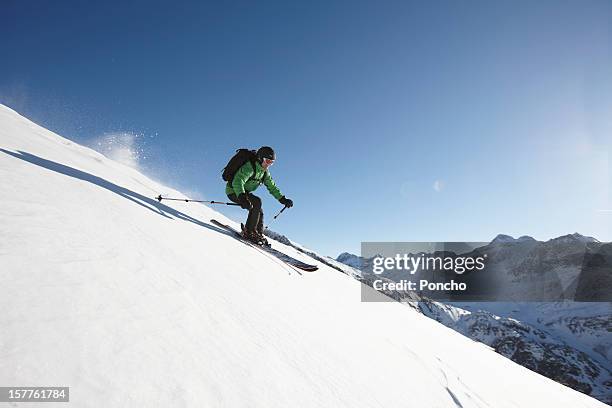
left=91, top=131, right=145, bottom=169
left=433, top=179, right=445, bottom=192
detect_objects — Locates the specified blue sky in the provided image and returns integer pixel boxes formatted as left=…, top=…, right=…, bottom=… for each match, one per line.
left=2, top=0, right=611, bottom=256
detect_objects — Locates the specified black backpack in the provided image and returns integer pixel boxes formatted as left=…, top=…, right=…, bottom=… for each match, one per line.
left=222, top=149, right=264, bottom=183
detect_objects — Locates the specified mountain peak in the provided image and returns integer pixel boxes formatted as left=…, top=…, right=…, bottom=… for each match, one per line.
left=336, top=252, right=363, bottom=269
left=549, top=233, right=600, bottom=244
left=492, top=234, right=515, bottom=244
left=336, top=252, right=357, bottom=260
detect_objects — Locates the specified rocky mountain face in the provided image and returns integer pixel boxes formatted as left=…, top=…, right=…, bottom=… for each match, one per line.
left=478, top=233, right=610, bottom=301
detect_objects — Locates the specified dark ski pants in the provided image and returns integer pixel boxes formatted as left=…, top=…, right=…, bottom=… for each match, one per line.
left=228, top=193, right=264, bottom=234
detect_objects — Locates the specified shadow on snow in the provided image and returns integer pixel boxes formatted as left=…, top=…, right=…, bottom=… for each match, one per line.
left=0, top=148, right=230, bottom=236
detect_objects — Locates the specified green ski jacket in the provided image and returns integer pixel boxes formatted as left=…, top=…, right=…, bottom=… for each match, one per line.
left=226, top=160, right=283, bottom=200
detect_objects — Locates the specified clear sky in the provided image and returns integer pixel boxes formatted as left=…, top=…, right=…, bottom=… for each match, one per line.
left=2, top=0, right=611, bottom=257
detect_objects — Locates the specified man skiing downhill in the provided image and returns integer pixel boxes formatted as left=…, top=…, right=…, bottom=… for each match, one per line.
left=225, top=146, right=293, bottom=246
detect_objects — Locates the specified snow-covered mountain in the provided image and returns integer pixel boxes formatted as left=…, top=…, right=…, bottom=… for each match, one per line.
left=336, top=238, right=612, bottom=404
left=0, top=103, right=608, bottom=407
left=336, top=252, right=364, bottom=269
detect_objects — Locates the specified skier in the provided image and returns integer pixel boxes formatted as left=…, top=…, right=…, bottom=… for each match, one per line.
left=225, top=146, right=293, bottom=245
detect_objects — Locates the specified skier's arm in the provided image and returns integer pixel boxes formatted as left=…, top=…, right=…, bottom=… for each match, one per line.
left=232, top=162, right=255, bottom=196
left=263, top=172, right=283, bottom=200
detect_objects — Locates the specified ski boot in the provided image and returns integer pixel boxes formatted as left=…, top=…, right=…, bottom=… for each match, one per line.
left=241, top=224, right=270, bottom=247
left=254, top=231, right=270, bottom=248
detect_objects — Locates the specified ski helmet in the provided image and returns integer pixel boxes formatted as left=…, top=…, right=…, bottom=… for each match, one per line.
left=257, top=146, right=275, bottom=161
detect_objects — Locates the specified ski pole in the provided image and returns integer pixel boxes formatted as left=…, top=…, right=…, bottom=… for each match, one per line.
left=155, top=195, right=240, bottom=206
left=264, top=206, right=288, bottom=231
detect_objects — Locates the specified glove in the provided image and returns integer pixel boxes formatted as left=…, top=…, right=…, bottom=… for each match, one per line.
left=237, top=193, right=253, bottom=210
left=279, top=196, right=293, bottom=208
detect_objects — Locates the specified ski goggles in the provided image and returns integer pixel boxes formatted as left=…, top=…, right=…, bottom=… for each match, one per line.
left=262, top=158, right=275, bottom=165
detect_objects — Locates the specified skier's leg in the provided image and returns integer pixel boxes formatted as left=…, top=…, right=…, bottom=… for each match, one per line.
left=256, top=208, right=264, bottom=235
left=228, top=193, right=251, bottom=236
left=254, top=208, right=270, bottom=246
left=245, top=194, right=262, bottom=234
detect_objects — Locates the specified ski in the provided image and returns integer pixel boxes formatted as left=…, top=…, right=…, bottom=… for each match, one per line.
left=210, top=219, right=318, bottom=272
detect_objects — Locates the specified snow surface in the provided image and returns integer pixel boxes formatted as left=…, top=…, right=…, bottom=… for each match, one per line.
left=0, top=104, right=607, bottom=407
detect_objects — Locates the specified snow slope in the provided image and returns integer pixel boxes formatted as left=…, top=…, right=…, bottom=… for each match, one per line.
left=419, top=301, right=611, bottom=404
left=0, top=104, right=607, bottom=407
